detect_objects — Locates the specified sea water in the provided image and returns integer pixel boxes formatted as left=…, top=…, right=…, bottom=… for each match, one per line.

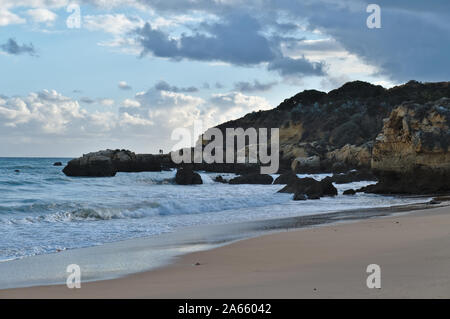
left=0, top=157, right=428, bottom=263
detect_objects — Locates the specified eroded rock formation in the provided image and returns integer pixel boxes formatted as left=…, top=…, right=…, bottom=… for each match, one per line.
left=361, top=98, right=450, bottom=194
left=63, top=149, right=165, bottom=177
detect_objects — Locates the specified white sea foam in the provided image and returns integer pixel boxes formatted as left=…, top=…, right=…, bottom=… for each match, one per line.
left=0, top=158, right=431, bottom=262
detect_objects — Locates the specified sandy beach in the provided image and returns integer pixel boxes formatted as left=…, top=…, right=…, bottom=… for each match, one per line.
left=1, top=202, right=450, bottom=299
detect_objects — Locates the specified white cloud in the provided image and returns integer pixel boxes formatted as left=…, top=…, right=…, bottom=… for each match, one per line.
left=84, top=13, right=145, bottom=54
left=84, top=14, right=144, bottom=35
left=0, top=90, right=114, bottom=135
left=207, top=92, right=271, bottom=126
left=0, top=9, right=25, bottom=26
left=0, top=88, right=272, bottom=155
left=26, top=8, right=57, bottom=24
left=98, top=98, right=115, bottom=106
left=118, top=81, right=132, bottom=90
left=122, top=98, right=140, bottom=108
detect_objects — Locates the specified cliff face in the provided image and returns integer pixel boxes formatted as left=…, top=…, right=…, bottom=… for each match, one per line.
left=372, top=98, right=450, bottom=172
left=213, top=80, right=450, bottom=172
left=364, top=98, right=450, bottom=194
left=63, top=80, right=450, bottom=180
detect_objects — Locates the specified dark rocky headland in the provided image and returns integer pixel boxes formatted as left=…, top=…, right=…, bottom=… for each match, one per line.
left=63, top=80, right=450, bottom=195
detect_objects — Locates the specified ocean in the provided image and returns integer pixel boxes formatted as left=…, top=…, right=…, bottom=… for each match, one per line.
left=0, top=157, right=428, bottom=264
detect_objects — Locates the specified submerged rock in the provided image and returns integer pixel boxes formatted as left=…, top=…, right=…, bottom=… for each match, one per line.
left=175, top=167, right=203, bottom=185
left=229, top=173, right=273, bottom=184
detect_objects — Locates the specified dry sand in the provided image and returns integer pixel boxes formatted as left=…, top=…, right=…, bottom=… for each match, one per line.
left=2, top=204, right=450, bottom=299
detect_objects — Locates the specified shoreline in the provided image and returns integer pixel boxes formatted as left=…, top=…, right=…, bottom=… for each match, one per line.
left=1, top=198, right=449, bottom=297
left=0, top=197, right=436, bottom=288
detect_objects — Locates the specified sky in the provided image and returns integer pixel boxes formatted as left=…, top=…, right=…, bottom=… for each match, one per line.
left=0, top=0, right=449, bottom=156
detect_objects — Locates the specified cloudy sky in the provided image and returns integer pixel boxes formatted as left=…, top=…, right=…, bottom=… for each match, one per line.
left=0, top=0, right=448, bottom=156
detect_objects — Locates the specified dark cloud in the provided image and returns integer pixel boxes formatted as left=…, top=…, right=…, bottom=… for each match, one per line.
left=283, top=38, right=343, bottom=53
left=135, top=12, right=325, bottom=78
left=0, top=38, right=37, bottom=56
left=136, top=13, right=276, bottom=65
left=234, top=80, right=277, bottom=92
left=268, top=56, right=326, bottom=77
left=273, top=0, right=450, bottom=82
left=131, top=0, right=450, bottom=82
left=154, top=80, right=199, bottom=93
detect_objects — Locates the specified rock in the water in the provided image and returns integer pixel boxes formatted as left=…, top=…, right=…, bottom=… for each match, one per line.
left=293, top=193, right=307, bottom=200
left=229, top=173, right=274, bottom=184
left=324, top=169, right=377, bottom=184
left=278, top=177, right=316, bottom=193
left=343, top=189, right=356, bottom=195
left=63, top=149, right=163, bottom=177
left=273, top=171, right=299, bottom=184
left=320, top=179, right=338, bottom=196
left=63, top=150, right=119, bottom=177
left=278, top=176, right=337, bottom=199
left=53, top=162, right=63, bottom=166
left=214, top=175, right=228, bottom=183
left=365, top=98, right=450, bottom=194
left=175, top=167, right=203, bottom=185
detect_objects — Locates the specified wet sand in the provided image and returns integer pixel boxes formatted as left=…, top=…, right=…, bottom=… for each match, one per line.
left=2, top=202, right=450, bottom=298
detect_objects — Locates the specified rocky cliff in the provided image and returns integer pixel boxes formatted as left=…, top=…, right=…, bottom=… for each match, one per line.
left=213, top=80, right=450, bottom=172
left=360, top=98, right=450, bottom=194
left=63, top=80, right=450, bottom=182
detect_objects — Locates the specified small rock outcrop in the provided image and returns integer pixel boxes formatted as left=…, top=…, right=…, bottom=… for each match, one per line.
left=273, top=171, right=299, bottom=184
left=343, top=189, right=356, bottom=195
left=293, top=193, right=307, bottom=201
left=363, top=98, right=450, bottom=194
left=53, top=162, right=63, bottom=166
left=63, top=149, right=164, bottom=177
left=323, top=169, right=377, bottom=184
left=175, top=167, right=203, bottom=185
left=63, top=150, right=118, bottom=177
left=214, top=175, right=228, bottom=183
left=229, top=173, right=274, bottom=184
left=279, top=176, right=337, bottom=199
